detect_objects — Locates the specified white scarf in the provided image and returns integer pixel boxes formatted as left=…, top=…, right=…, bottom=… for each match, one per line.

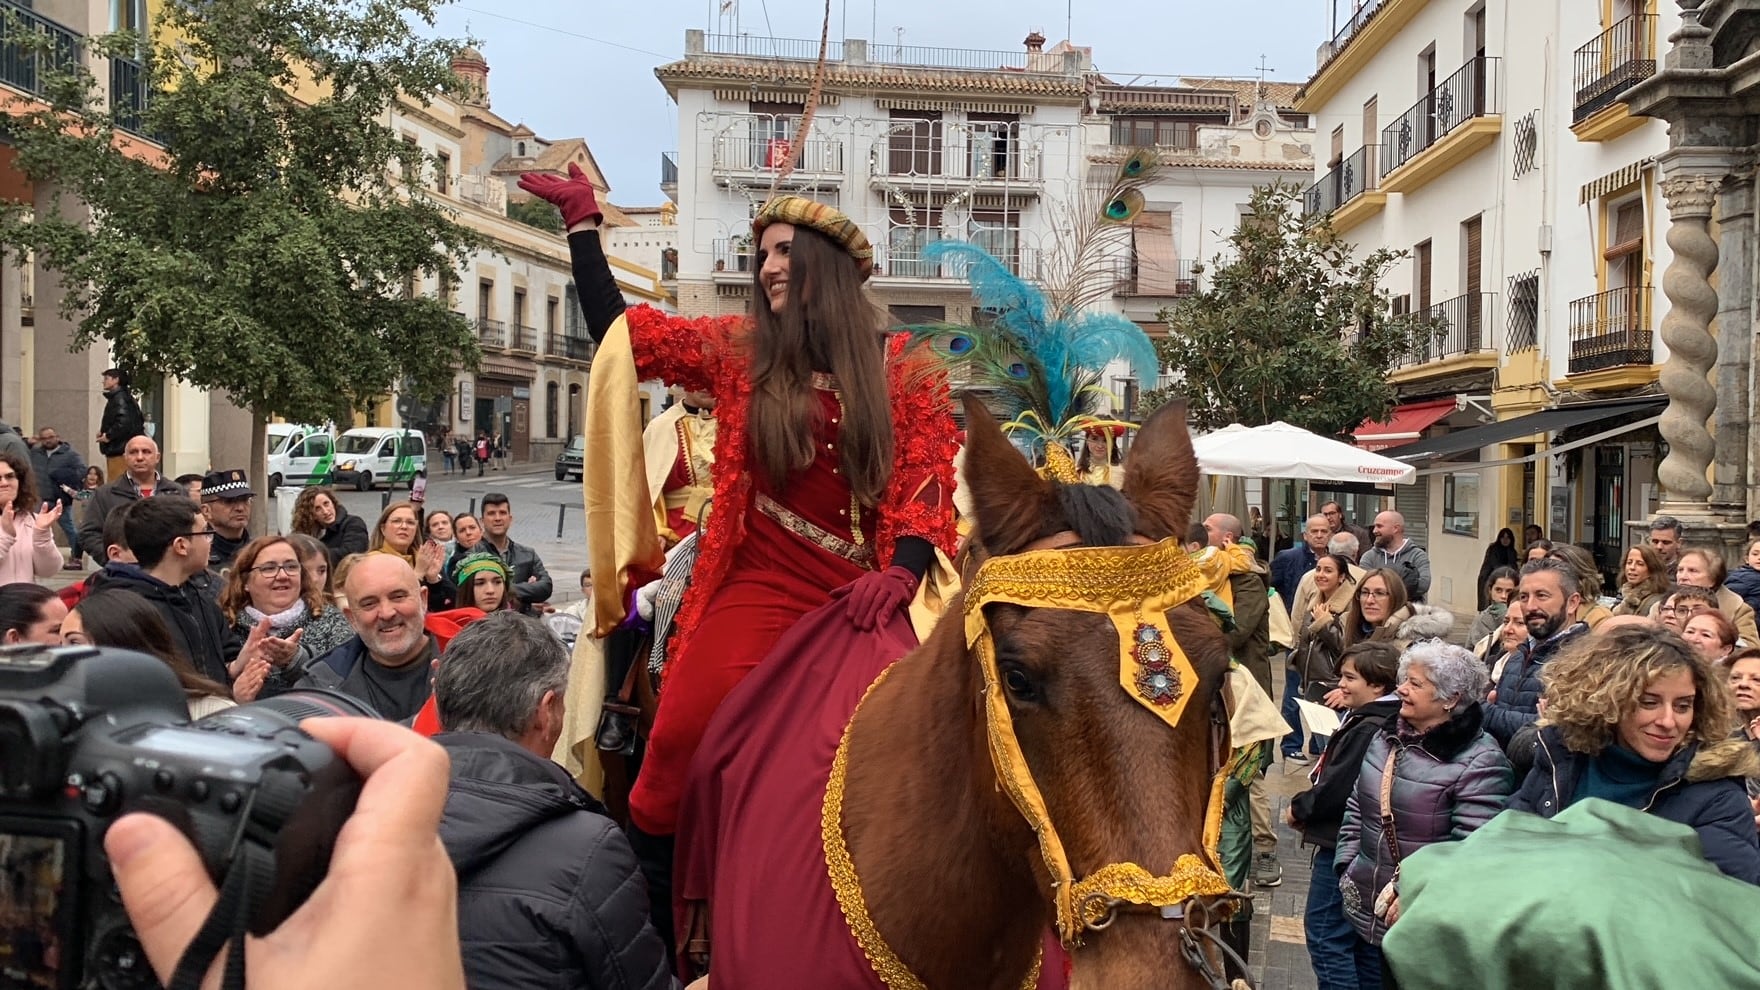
left=244, top=598, right=309, bottom=635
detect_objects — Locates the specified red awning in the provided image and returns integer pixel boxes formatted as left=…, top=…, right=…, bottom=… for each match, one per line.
left=1354, top=398, right=1457, bottom=451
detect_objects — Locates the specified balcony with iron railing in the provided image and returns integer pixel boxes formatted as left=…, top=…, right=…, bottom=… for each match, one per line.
left=1397, top=292, right=1497, bottom=371
left=710, top=128, right=845, bottom=183
left=476, top=318, right=507, bottom=351
left=1114, top=257, right=1203, bottom=298
left=511, top=325, right=538, bottom=354
left=876, top=237, right=1041, bottom=281
left=1569, top=286, right=1653, bottom=376
left=872, top=121, right=1044, bottom=187
left=1380, top=57, right=1500, bottom=194
left=548, top=332, right=594, bottom=364
left=1572, top=15, right=1657, bottom=135
left=0, top=1, right=160, bottom=141
left=1303, top=144, right=1383, bottom=231
left=710, top=238, right=756, bottom=277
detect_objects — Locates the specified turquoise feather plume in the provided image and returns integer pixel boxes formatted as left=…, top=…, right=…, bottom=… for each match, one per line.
left=907, top=239, right=1158, bottom=447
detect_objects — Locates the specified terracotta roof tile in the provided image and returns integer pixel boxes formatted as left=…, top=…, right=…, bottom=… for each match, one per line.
left=1178, top=77, right=1304, bottom=112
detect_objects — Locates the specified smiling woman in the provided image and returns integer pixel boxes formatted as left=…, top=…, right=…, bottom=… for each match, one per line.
left=217, top=535, right=356, bottom=699
left=1509, top=624, right=1760, bottom=883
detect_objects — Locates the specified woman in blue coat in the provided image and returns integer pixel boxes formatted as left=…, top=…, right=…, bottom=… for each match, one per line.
left=1508, top=623, right=1760, bottom=883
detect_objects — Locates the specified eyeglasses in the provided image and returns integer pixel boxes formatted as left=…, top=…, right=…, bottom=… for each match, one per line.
left=1660, top=605, right=1711, bottom=616
left=249, top=561, right=302, bottom=577
left=1359, top=588, right=1391, bottom=599
left=184, top=528, right=217, bottom=540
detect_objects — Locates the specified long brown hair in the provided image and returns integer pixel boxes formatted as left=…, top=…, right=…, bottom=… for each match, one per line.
left=0, top=450, right=39, bottom=515
left=746, top=224, right=894, bottom=505
left=1343, top=567, right=1410, bottom=646
left=74, top=589, right=231, bottom=700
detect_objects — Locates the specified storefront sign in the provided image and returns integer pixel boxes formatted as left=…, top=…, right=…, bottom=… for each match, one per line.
left=458, top=380, right=474, bottom=425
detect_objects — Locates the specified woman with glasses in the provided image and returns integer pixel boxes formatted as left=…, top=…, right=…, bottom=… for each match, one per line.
left=218, top=535, right=354, bottom=700
left=0, top=450, right=68, bottom=582
left=1314, top=569, right=1457, bottom=684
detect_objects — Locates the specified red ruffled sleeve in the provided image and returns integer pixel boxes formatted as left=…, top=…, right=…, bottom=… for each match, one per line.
left=624, top=304, right=747, bottom=396
left=877, top=337, right=959, bottom=561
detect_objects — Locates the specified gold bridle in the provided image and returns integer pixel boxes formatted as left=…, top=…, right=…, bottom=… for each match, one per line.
left=962, top=536, right=1242, bottom=947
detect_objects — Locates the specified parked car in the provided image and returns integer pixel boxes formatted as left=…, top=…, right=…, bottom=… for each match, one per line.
left=555, top=435, right=584, bottom=482
left=265, top=423, right=335, bottom=489
left=331, top=427, right=426, bottom=491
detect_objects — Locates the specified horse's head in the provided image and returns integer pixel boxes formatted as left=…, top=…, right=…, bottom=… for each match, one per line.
left=959, top=395, right=1234, bottom=989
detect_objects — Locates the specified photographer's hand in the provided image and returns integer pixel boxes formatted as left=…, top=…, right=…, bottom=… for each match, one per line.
left=104, top=718, right=464, bottom=990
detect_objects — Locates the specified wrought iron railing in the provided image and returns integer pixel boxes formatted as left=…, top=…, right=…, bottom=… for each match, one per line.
left=1568, top=286, right=1652, bottom=373
left=548, top=332, right=593, bottom=363
left=710, top=238, right=755, bottom=275
left=878, top=121, right=1040, bottom=181
left=1402, top=292, right=1496, bottom=366
left=0, top=0, right=80, bottom=98
left=109, top=55, right=149, bottom=135
left=702, top=33, right=846, bottom=61
left=1573, top=15, right=1657, bottom=123
left=511, top=325, right=538, bottom=353
left=660, top=151, right=678, bottom=186
left=1304, top=144, right=1381, bottom=216
left=1115, top=257, right=1203, bottom=297
left=1324, top=0, right=1386, bottom=66
left=1381, top=57, right=1500, bottom=179
left=475, top=318, right=507, bottom=350
left=712, top=133, right=845, bottom=174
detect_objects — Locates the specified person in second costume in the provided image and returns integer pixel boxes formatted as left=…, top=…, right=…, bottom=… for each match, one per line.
left=1077, top=424, right=1125, bottom=488
left=644, top=389, right=717, bottom=548
left=519, top=165, right=959, bottom=913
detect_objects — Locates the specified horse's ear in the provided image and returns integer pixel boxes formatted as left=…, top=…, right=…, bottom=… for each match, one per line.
left=1123, top=399, right=1198, bottom=540
left=960, top=394, right=1054, bottom=556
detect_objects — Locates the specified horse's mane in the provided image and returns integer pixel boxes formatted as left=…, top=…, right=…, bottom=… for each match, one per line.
left=1049, top=482, right=1136, bottom=548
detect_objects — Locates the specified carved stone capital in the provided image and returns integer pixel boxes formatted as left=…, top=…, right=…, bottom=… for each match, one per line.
left=1662, top=174, right=1721, bottom=218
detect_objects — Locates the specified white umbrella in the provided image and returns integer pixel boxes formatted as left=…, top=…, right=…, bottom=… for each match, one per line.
left=1193, top=421, right=1416, bottom=485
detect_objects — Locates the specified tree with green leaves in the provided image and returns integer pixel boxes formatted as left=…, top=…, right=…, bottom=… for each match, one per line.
left=1141, top=182, right=1441, bottom=437
left=0, top=0, right=480, bottom=521
left=507, top=198, right=564, bottom=233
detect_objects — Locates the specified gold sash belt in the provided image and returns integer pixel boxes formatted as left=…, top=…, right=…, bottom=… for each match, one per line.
left=754, top=492, right=875, bottom=569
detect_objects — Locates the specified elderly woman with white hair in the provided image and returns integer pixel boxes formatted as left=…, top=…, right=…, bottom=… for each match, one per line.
left=1335, top=639, right=1515, bottom=981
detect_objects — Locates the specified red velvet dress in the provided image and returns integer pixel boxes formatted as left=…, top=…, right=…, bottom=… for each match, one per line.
left=619, top=304, right=959, bottom=837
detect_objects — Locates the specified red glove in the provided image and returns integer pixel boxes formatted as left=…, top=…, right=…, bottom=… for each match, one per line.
left=516, top=161, right=603, bottom=229
left=835, top=566, right=919, bottom=632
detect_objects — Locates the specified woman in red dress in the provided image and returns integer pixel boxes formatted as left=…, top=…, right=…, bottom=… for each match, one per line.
left=521, top=166, right=959, bottom=935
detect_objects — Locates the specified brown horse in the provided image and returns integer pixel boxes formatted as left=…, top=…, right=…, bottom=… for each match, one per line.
left=833, top=395, right=1235, bottom=989
left=844, top=394, right=1232, bottom=986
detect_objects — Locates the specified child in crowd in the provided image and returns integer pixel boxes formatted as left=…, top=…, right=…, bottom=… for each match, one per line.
left=1725, top=538, right=1760, bottom=615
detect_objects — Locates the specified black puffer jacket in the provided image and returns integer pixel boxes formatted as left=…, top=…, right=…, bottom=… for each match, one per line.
left=92, top=563, right=240, bottom=685
left=434, top=733, right=676, bottom=990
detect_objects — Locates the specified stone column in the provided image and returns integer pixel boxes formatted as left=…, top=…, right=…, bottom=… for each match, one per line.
left=31, top=180, right=108, bottom=456
left=1713, top=164, right=1754, bottom=511
left=1655, top=171, right=1721, bottom=511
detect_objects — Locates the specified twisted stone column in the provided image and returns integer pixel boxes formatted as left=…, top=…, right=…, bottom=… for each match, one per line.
left=1657, top=174, right=1721, bottom=507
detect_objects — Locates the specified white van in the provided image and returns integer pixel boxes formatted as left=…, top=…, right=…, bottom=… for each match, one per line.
left=265, top=423, right=335, bottom=489
left=331, top=427, right=427, bottom=491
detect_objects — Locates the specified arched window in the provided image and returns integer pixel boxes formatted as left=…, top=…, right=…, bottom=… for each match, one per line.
left=516, top=141, right=527, bottom=157
left=545, top=381, right=559, bottom=438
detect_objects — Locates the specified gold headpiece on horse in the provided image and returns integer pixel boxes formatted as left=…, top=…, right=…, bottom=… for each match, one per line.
left=963, top=537, right=1236, bottom=946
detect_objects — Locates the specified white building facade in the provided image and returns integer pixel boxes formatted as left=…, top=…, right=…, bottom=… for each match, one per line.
left=1297, top=0, right=1674, bottom=607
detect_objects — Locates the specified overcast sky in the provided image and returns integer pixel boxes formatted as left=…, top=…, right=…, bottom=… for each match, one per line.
left=429, top=1, right=1330, bottom=205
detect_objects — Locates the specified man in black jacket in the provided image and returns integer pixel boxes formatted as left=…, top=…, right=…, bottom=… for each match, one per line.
left=432, top=612, right=674, bottom=990
left=471, top=493, right=553, bottom=612
left=99, top=496, right=296, bottom=687
left=96, top=367, right=146, bottom=479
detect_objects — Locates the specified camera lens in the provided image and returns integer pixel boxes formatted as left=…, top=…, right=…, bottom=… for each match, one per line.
left=192, top=688, right=381, bottom=731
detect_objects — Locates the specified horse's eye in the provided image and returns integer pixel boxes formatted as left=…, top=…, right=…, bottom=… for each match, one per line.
left=1001, top=662, right=1039, bottom=702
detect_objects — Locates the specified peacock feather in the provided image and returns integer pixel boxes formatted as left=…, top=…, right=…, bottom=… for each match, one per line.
left=907, top=239, right=1156, bottom=459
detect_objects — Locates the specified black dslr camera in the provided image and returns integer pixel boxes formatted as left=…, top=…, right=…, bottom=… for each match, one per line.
left=0, top=645, right=373, bottom=989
